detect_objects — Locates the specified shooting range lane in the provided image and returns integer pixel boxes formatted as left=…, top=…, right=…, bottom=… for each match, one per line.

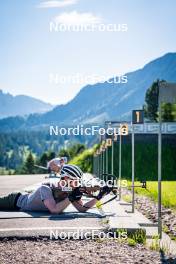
left=0, top=174, right=176, bottom=254
left=0, top=203, right=105, bottom=238
left=0, top=174, right=107, bottom=238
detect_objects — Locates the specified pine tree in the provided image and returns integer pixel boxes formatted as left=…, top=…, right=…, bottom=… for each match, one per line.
left=162, top=103, right=174, bottom=121
left=24, top=152, right=35, bottom=174
left=48, top=151, right=56, bottom=161
left=144, top=80, right=159, bottom=122
left=40, top=152, right=48, bottom=166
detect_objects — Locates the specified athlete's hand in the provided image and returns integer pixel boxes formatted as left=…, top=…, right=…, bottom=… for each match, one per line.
left=68, top=187, right=83, bottom=202
left=96, top=186, right=113, bottom=200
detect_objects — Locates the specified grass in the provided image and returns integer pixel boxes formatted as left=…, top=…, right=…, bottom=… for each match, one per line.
left=149, top=235, right=172, bottom=254
left=0, top=167, right=15, bottom=175
left=127, top=238, right=136, bottom=246
left=127, top=181, right=176, bottom=211
left=128, top=229, right=146, bottom=245
left=70, top=148, right=95, bottom=173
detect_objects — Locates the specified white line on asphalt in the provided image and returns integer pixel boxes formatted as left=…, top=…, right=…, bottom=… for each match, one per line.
left=0, top=227, right=104, bottom=232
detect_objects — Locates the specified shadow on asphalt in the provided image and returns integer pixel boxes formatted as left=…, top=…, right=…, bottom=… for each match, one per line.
left=0, top=211, right=104, bottom=220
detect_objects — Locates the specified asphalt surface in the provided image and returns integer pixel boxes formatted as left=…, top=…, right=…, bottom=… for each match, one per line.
left=0, top=174, right=176, bottom=260
left=0, top=216, right=104, bottom=238
left=0, top=174, right=46, bottom=196
left=0, top=174, right=105, bottom=238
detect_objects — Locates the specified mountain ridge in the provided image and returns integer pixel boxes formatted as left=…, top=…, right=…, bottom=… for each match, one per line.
left=0, top=90, right=54, bottom=119
left=38, top=52, right=176, bottom=124
left=0, top=52, right=176, bottom=131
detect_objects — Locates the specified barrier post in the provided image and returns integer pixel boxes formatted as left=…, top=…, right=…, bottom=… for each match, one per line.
left=131, top=110, right=144, bottom=213
left=111, top=140, right=114, bottom=175
left=131, top=123, right=135, bottom=213
left=119, top=133, right=122, bottom=200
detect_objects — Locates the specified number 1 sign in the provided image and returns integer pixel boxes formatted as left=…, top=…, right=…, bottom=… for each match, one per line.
left=132, top=110, right=144, bottom=124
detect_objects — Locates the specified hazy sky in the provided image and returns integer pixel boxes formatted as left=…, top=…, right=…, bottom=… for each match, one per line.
left=0, top=0, right=176, bottom=105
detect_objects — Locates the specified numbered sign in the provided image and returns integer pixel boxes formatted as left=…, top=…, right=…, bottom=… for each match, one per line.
left=119, top=124, right=129, bottom=135
left=132, top=110, right=144, bottom=124
left=106, top=138, right=112, bottom=147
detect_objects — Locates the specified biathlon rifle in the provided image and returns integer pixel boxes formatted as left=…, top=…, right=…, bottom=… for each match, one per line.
left=45, top=173, right=147, bottom=206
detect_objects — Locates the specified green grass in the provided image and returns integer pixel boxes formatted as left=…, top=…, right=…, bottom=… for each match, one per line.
left=127, top=238, right=136, bottom=246
left=127, top=181, right=176, bottom=210
left=70, top=147, right=95, bottom=172
left=0, top=167, right=15, bottom=175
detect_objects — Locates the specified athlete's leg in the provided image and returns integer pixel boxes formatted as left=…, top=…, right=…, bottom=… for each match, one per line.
left=0, top=192, right=21, bottom=210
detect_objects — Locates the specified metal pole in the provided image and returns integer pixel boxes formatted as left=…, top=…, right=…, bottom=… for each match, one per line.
left=106, top=147, right=108, bottom=174
left=119, top=133, right=122, bottom=200
left=111, top=140, right=114, bottom=175
left=104, top=149, right=106, bottom=178
left=101, top=152, right=103, bottom=179
left=103, top=152, right=104, bottom=179
left=132, top=123, right=135, bottom=213
left=158, top=98, right=162, bottom=238
left=100, top=152, right=102, bottom=179
left=101, top=151, right=104, bottom=179
left=95, top=155, right=98, bottom=176
left=104, top=150, right=106, bottom=177
left=102, top=151, right=104, bottom=175
left=94, top=156, right=97, bottom=176
left=97, top=154, right=100, bottom=178
left=104, top=150, right=106, bottom=181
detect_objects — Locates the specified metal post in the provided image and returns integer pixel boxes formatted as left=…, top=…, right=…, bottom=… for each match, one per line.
left=97, top=154, right=100, bottom=178
left=132, top=123, right=135, bottom=213
left=104, top=149, right=106, bottom=177
left=158, top=99, right=162, bottom=238
left=101, top=152, right=103, bottom=179
left=100, top=152, right=102, bottom=179
left=102, top=151, right=104, bottom=175
left=102, top=151, right=104, bottom=179
left=119, top=133, right=122, bottom=200
left=95, top=155, right=98, bottom=176
left=106, top=147, right=108, bottom=174
left=111, top=140, right=114, bottom=175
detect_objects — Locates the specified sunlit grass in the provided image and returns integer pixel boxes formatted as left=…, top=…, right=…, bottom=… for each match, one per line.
left=127, top=181, right=176, bottom=210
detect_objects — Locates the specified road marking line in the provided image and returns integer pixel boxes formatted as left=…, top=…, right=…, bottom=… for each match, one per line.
left=0, top=227, right=104, bottom=232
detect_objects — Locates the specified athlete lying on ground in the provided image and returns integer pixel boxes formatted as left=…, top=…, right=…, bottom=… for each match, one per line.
left=0, top=165, right=109, bottom=213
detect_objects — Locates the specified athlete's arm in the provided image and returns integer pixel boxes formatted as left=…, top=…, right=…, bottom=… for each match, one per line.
left=72, top=198, right=98, bottom=212
left=44, top=197, right=70, bottom=213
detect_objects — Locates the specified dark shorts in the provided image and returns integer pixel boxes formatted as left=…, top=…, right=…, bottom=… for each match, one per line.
left=0, top=192, right=21, bottom=211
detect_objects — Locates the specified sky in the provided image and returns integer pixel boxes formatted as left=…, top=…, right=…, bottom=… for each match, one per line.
left=0, top=0, right=176, bottom=105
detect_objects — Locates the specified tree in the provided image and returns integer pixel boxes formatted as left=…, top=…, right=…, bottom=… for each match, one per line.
left=162, top=103, right=174, bottom=121
left=48, top=151, right=56, bottom=161
left=40, top=152, right=48, bottom=166
left=24, top=152, right=35, bottom=174
left=58, top=144, right=86, bottom=161
left=144, top=80, right=159, bottom=122
left=59, top=148, right=70, bottom=161
left=69, top=143, right=86, bottom=158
